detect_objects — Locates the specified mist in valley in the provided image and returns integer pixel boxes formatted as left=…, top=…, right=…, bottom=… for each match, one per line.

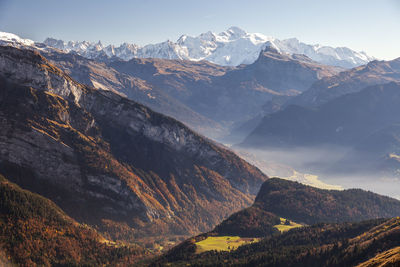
left=233, top=145, right=400, bottom=200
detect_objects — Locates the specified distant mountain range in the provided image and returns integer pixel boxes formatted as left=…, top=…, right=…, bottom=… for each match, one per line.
left=1, top=27, right=374, bottom=68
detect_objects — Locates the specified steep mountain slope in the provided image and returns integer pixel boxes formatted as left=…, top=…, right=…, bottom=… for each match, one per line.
left=288, top=58, right=400, bottom=108
left=39, top=27, right=373, bottom=68
left=0, top=174, right=145, bottom=266
left=155, top=217, right=400, bottom=267
left=0, top=46, right=268, bottom=247
left=357, top=246, right=400, bottom=267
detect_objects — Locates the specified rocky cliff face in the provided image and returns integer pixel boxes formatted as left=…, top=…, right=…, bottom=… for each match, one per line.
left=0, top=46, right=268, bottom=242
left=42, top=51, right=226, bottom=138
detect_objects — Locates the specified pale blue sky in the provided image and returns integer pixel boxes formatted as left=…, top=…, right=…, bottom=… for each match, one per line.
left=0, top=0, right=399, bottom=59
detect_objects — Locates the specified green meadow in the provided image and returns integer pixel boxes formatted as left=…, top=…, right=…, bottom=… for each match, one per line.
left=195, top=236, right=260, bottom=253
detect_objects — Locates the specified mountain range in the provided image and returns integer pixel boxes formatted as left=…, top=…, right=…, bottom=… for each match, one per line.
left=0, top=46, right=268, bottom=252
left=31, top=43, right=338, bottom=140
left=1, top=27, right=373, bottom=68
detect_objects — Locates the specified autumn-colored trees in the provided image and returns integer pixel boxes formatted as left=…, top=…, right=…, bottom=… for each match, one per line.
left=0, top=174, right=147, bottom=266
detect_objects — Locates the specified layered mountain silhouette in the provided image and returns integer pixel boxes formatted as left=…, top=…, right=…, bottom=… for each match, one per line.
left=109, top=47, right=338, bottom=130
left=240, top=82, right=400, bottom=176
left=218, top=56, right=400, bottom=143
left=242, top=82, right=400, bottom=147
left=287, top=57, right=400, bottom=109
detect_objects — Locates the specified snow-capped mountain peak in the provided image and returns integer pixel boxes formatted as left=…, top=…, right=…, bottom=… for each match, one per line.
left=1, top=28, right=375, bottom=68
left=0, top=31, right=35, bottom=47
left=224, top=26, right=247, bottom=39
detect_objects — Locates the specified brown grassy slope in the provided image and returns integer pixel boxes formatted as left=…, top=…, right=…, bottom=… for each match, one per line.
left=357, top=246, right=400, bottom=267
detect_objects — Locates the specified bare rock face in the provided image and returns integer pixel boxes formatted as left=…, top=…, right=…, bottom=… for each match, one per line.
left=42, top=51, right=226, bottom=138
left=0, top=47, right=84, bottom=104
left=0, top=46, right=267, bottom=240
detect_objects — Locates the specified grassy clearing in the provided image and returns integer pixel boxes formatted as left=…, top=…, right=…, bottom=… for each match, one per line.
left=195, top=236, right=260, bottom=253
left=274, top=217, right=303, bottom=233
